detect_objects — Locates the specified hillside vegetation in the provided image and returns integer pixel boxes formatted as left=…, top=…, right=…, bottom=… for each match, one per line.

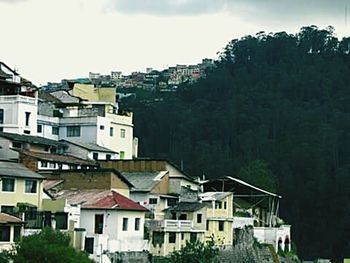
left=123, top=26, right=350, bottom=261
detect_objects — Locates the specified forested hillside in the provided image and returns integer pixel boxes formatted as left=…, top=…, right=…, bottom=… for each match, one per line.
left=123, top=26, right=350, bottom=261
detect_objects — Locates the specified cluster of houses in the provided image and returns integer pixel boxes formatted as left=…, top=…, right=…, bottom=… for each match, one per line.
left=42, top=58, right=215, bottom=93
left=0, top=61, right=291, bottom=262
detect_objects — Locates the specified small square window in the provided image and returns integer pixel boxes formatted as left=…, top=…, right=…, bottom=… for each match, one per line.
left=52, top=127, right=59, bottom=135
left=106, top=154, right=111, bottom=161
left=37, top=125, right=42, bottom=133
left=149, top=198, right=158, bottom=205
left=41, top=161, right=48, bottom=168
left=25, top=180, right=37, bottom=193
left=93, top=153, right=98, bottom=160
left=2, top=178, right=15, bottom=192
left=120, top=129, right=126, bottom=138
left=100, top=125, right=104, bottom=130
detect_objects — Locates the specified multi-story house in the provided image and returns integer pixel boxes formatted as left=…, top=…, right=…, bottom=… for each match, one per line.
left=200, top=192, right=234, bottom=247
left=0, top=212, right=24, bottom=252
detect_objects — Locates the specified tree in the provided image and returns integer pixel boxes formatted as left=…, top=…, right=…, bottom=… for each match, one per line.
left=3, top=228, right=93, bottom=263
left=164, top=239, right=220, bottom=263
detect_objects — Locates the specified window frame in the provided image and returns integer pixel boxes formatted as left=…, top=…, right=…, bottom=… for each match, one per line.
left=135, top=218, right=140, bottom=231
left=25, top=179, right=37, bottom=194
left=122, top=218, right=128, bottom=231
left=66, top=126, right=81, bottom=137
left=1, top=178, right=15, bottom=192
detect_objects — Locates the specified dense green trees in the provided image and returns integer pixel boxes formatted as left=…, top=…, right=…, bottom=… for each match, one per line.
left=1, top=228, right=93, bottom=263
left=124, top=25, right=350, bottom=262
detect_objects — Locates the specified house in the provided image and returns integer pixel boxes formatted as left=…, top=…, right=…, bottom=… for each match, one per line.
left=62, top=139, right=118, bottom=161
left=199, top=192, right=234, bottom=247
left=120, top=171, right=178, bottom=219
left=0, top=160, right=45, bottom=213
left=51, top=189, right=148, bottom=261
left=202, top=176, right=291, bottom=252
left=0, top=213, right=24, bottom=252
left=0, top=132, right=66, bottom=160
left=148, top=202, right=207, bottom=257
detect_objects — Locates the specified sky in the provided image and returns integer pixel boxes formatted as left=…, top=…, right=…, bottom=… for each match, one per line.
left=0, top=0, right=349, bottom=85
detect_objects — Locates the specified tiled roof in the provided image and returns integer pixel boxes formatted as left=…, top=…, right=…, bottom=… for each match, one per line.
left=0, top=132, right=66, bottom=148
left=0, top=213, right=23, bottom=224
left=55, top=189, right=148, bottom=211
left=62, top=139, right=117, bottom=153
left=0, top=161, right=45, bottom=179
left=43, top=179, right=64, bottom=191
left=165, top=202, right=206, bottom=212
left=20, top=150, right=97, bottom=166
left=122, top=171, right=167, bottom=192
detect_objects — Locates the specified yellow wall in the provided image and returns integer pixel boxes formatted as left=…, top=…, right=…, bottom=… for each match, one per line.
left=0, top=178, right=43, bottom=209
left=205, top=220, right=233, bottom=246
left=72, top=84, right=116, bottom=103
left=206, top=194, right=234, bottom=218
left=42, top=199, right=66, bottom=212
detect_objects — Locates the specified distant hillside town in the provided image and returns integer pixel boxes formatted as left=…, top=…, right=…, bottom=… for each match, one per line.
left=0, top=61, right=291, bottom=263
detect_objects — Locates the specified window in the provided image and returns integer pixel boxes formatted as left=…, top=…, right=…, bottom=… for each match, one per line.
left=110, top=127, right=114, bottom=136
left=55, top=212, right=68, bottom=230
left=224, top=201, right=227, bottom=209
left=49, top=162, right=56, bottom=169
left=122, top=218, right=128, bottom=231
left=120, top=151, right=125, bottom=159
left=167, top=198, right=178, bottom=207
left=169, top=232, right=176, bottom=243
left=2, top=178, right=15, bottom=192
left=14, top=226, right=21, bottom=242
left=100, top=125, right=104, bottom=130
left=25, top=180, right=37, bottom=193
left=206, top=220, right=209, bottom=231
left=25, top=112, right=30, bottom=126
left=94, top=214, right=104, bottom=234
left=0, top=109, right=4, bottom=124
left=106, top=154, right=111, bottom=161
left=179, top=214, right=187, bottom=220
left=219, top=221, right=224, bottom=231
left=37, top=124, right=42, bottom=133
left=1, top=206, right=15, bottom=216
left=67, top=126, right=80, bottom=137
left=149, top=198, right=158, bottom=205
left=12, top=142, right=22, bottom=148
left=24, top=130, right=30, bottom=134
left=215, top=201, right=222, bottom=209
left=152, top=232, right=164, bottom=245
left=0, top=226, right=10, bottom=242
left=135, top=218, right=140, bottom=231
left=197, top=214, right=202, bottom=224
left=120, top=129, right=126, bottom=138
left=93, top=153, right=98, bottom=160
left=41, top=161, right=48, bottom=168
left=181, top=233, right=185, bottom=240
left=190, top=233, right=197, bottom=242
left=52, top=127, right=59, bottom=135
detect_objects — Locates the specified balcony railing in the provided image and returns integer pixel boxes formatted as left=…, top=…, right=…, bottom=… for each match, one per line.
left=147, top=219, right=193, bottom=231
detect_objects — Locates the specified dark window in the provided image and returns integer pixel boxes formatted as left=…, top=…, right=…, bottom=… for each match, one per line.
left=149, top=198, right=158, bottom=205
left=12, top=142, right=22, bottom=148
left=85, top=237, right=94, bottom=254
left=106, top=154, right=111, bottom=161
left=14, top=226, right=21, bottom=242
left=0, top=226, right=10, bottom=241
left=93, top=153, right=98, bottom=160
left=215, top=201, right=222, bottom=209
left=67, top=126, right=80, bottom=137
left=94, top=214, right=104, bottom=234
left=169, top=232, right=176, bottom=243
left=49, top=162, right=56, bottom=169
left=167, top=198, right=178, bottom=207
left=135, top=218, right=140, bottom=231
left=224, top=201, right=227, bottom=209
left=197, top=214, right=202, bottom=224
left=37, top=125, right=42, bottom=133
left=181, top=233, right=185, bottom=240
left=41, top=161, right=48, bottom=168
left=110, top=127, right=114, bottom=136
left=1, top=206, right=15, bottom=216
left=206, top=220, right=209, bottom=231
left=179, top=214, right=187, bottom=220
left=52, top=127, right=59, bottom=135
left=120, top=129, right=126, bottom=138
left=190, top=233, right=197, bottom=242
left=152, top=231, right=164, bottom=245
left=55, top=212, right=68, bottom=230
left=100, top=125, right=104, bottom=130
left=25, top=180, right=37, bottom=193
left=25, top=112, right=30, bottom=126
left=24, top=130, right=30, bottom=134
left=219, top=221, right=224, bottom=231
left=2, top=178, right=15, bottom=192
left=0, top=109, right=4, bottom=124
left=122, top=218, right=128, bottom=231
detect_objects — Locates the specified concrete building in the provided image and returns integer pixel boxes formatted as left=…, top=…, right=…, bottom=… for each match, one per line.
left=0, top=213, right=24, bottom=252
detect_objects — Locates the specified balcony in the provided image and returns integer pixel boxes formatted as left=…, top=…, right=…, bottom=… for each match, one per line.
left=147, top=219, right=193, bottom=231
left=0, top=95, right=36, bottom=105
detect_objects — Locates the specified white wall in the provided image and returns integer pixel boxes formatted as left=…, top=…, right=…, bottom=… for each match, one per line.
left=0, top=95, right=38, bottom=135
left=37, top=115, right=59, bottom=140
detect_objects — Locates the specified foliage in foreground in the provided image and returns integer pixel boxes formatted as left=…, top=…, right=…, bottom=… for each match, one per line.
left=1, top=228, right=93, bottom=263
left=163, top=239, right=220, bottom=263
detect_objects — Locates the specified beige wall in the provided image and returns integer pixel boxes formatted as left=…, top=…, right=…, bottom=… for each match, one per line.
left=0, top=178, right=43, bottom=209
left=72, top=84, right=116, bottom=103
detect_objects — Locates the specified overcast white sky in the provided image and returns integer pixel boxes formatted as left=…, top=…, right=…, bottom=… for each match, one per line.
left=0, top=0, right=349, bottom=85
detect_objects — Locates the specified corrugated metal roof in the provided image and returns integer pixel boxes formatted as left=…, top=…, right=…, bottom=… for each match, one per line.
left=122, top=171, right=167, bottom=192
left=0, top=132, right=65, bottom=148
left=199, top=192, right=232, bottom=201
left=0, top=213, right=23, bottom=224
left=0, top=161, right=45, bottom=179
left=62, top=139, right=117, bottom=153
left=55, top=189, right=148, bottom=211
